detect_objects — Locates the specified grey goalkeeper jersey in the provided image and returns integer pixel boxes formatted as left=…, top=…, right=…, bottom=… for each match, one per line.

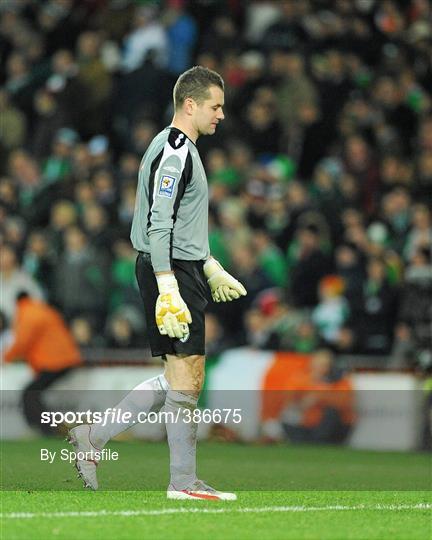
left=130, top=126, right=210, bottom=272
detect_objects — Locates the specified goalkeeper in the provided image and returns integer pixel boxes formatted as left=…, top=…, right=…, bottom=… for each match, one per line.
left=68, top=66, right=246, bottom=500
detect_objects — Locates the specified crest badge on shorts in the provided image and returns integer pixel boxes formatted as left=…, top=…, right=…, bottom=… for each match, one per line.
left=158, top=175, right=176, bottom=198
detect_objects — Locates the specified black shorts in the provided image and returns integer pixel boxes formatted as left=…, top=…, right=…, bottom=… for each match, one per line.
left=135, top=252, right=208, bottom=357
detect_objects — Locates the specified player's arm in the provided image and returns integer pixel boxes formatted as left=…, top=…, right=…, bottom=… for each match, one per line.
left=203, top=256, right=247, bottom=303
left=147, top=145, right=192, bottom=339
left=147, top=152, right=186, bottom=273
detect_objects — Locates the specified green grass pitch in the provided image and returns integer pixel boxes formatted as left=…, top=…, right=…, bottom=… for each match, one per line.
left=1, top=439, right=431, bottom=540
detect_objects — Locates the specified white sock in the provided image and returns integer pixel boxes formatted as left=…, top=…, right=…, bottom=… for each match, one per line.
left=90, top=374, right=169, bottom=448
left=164, top=390, right=198, bottom=490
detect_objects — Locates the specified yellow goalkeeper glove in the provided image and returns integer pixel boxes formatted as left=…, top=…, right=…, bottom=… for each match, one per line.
left=203, top=257, right=247, bottom=303
left=155, top=274, right=192, bottom=340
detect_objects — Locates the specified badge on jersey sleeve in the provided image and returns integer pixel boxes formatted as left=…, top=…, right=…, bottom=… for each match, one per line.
left=158, top=175, right=176, bottom=198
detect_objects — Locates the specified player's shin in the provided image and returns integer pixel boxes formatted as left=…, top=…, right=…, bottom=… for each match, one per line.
left=89, top=374, right=170, bottom=448
left=164, top=389, right=198, bottom=490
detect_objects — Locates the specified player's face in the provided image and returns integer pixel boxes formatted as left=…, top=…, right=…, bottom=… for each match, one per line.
left=194, top=85, right=225, bottom=136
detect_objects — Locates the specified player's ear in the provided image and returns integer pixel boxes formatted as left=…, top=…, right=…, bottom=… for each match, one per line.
left=184, top=97, right=195, bottom=116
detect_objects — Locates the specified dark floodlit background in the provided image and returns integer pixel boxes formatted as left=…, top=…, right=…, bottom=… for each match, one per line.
left=1, top=0, right=431, bottom=451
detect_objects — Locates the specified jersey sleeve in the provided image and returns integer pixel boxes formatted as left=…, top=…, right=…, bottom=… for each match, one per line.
left=147, top=133, right=192, bottom=272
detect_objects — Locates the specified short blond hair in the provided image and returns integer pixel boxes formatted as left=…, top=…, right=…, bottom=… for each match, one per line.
left=173, top=66, right=224, bottom=110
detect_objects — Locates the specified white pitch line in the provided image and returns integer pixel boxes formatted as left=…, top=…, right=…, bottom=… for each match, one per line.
left=1, top=503, right=431, bottom=519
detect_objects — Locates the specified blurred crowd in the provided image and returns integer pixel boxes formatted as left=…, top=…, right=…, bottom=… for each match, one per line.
left=1, top=0, right=431, bottom=369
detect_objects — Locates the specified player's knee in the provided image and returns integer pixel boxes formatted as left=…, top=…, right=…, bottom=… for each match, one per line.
left=167, top=354, right=205, bottom=394
left=189, top=355, right=205, bottom=390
